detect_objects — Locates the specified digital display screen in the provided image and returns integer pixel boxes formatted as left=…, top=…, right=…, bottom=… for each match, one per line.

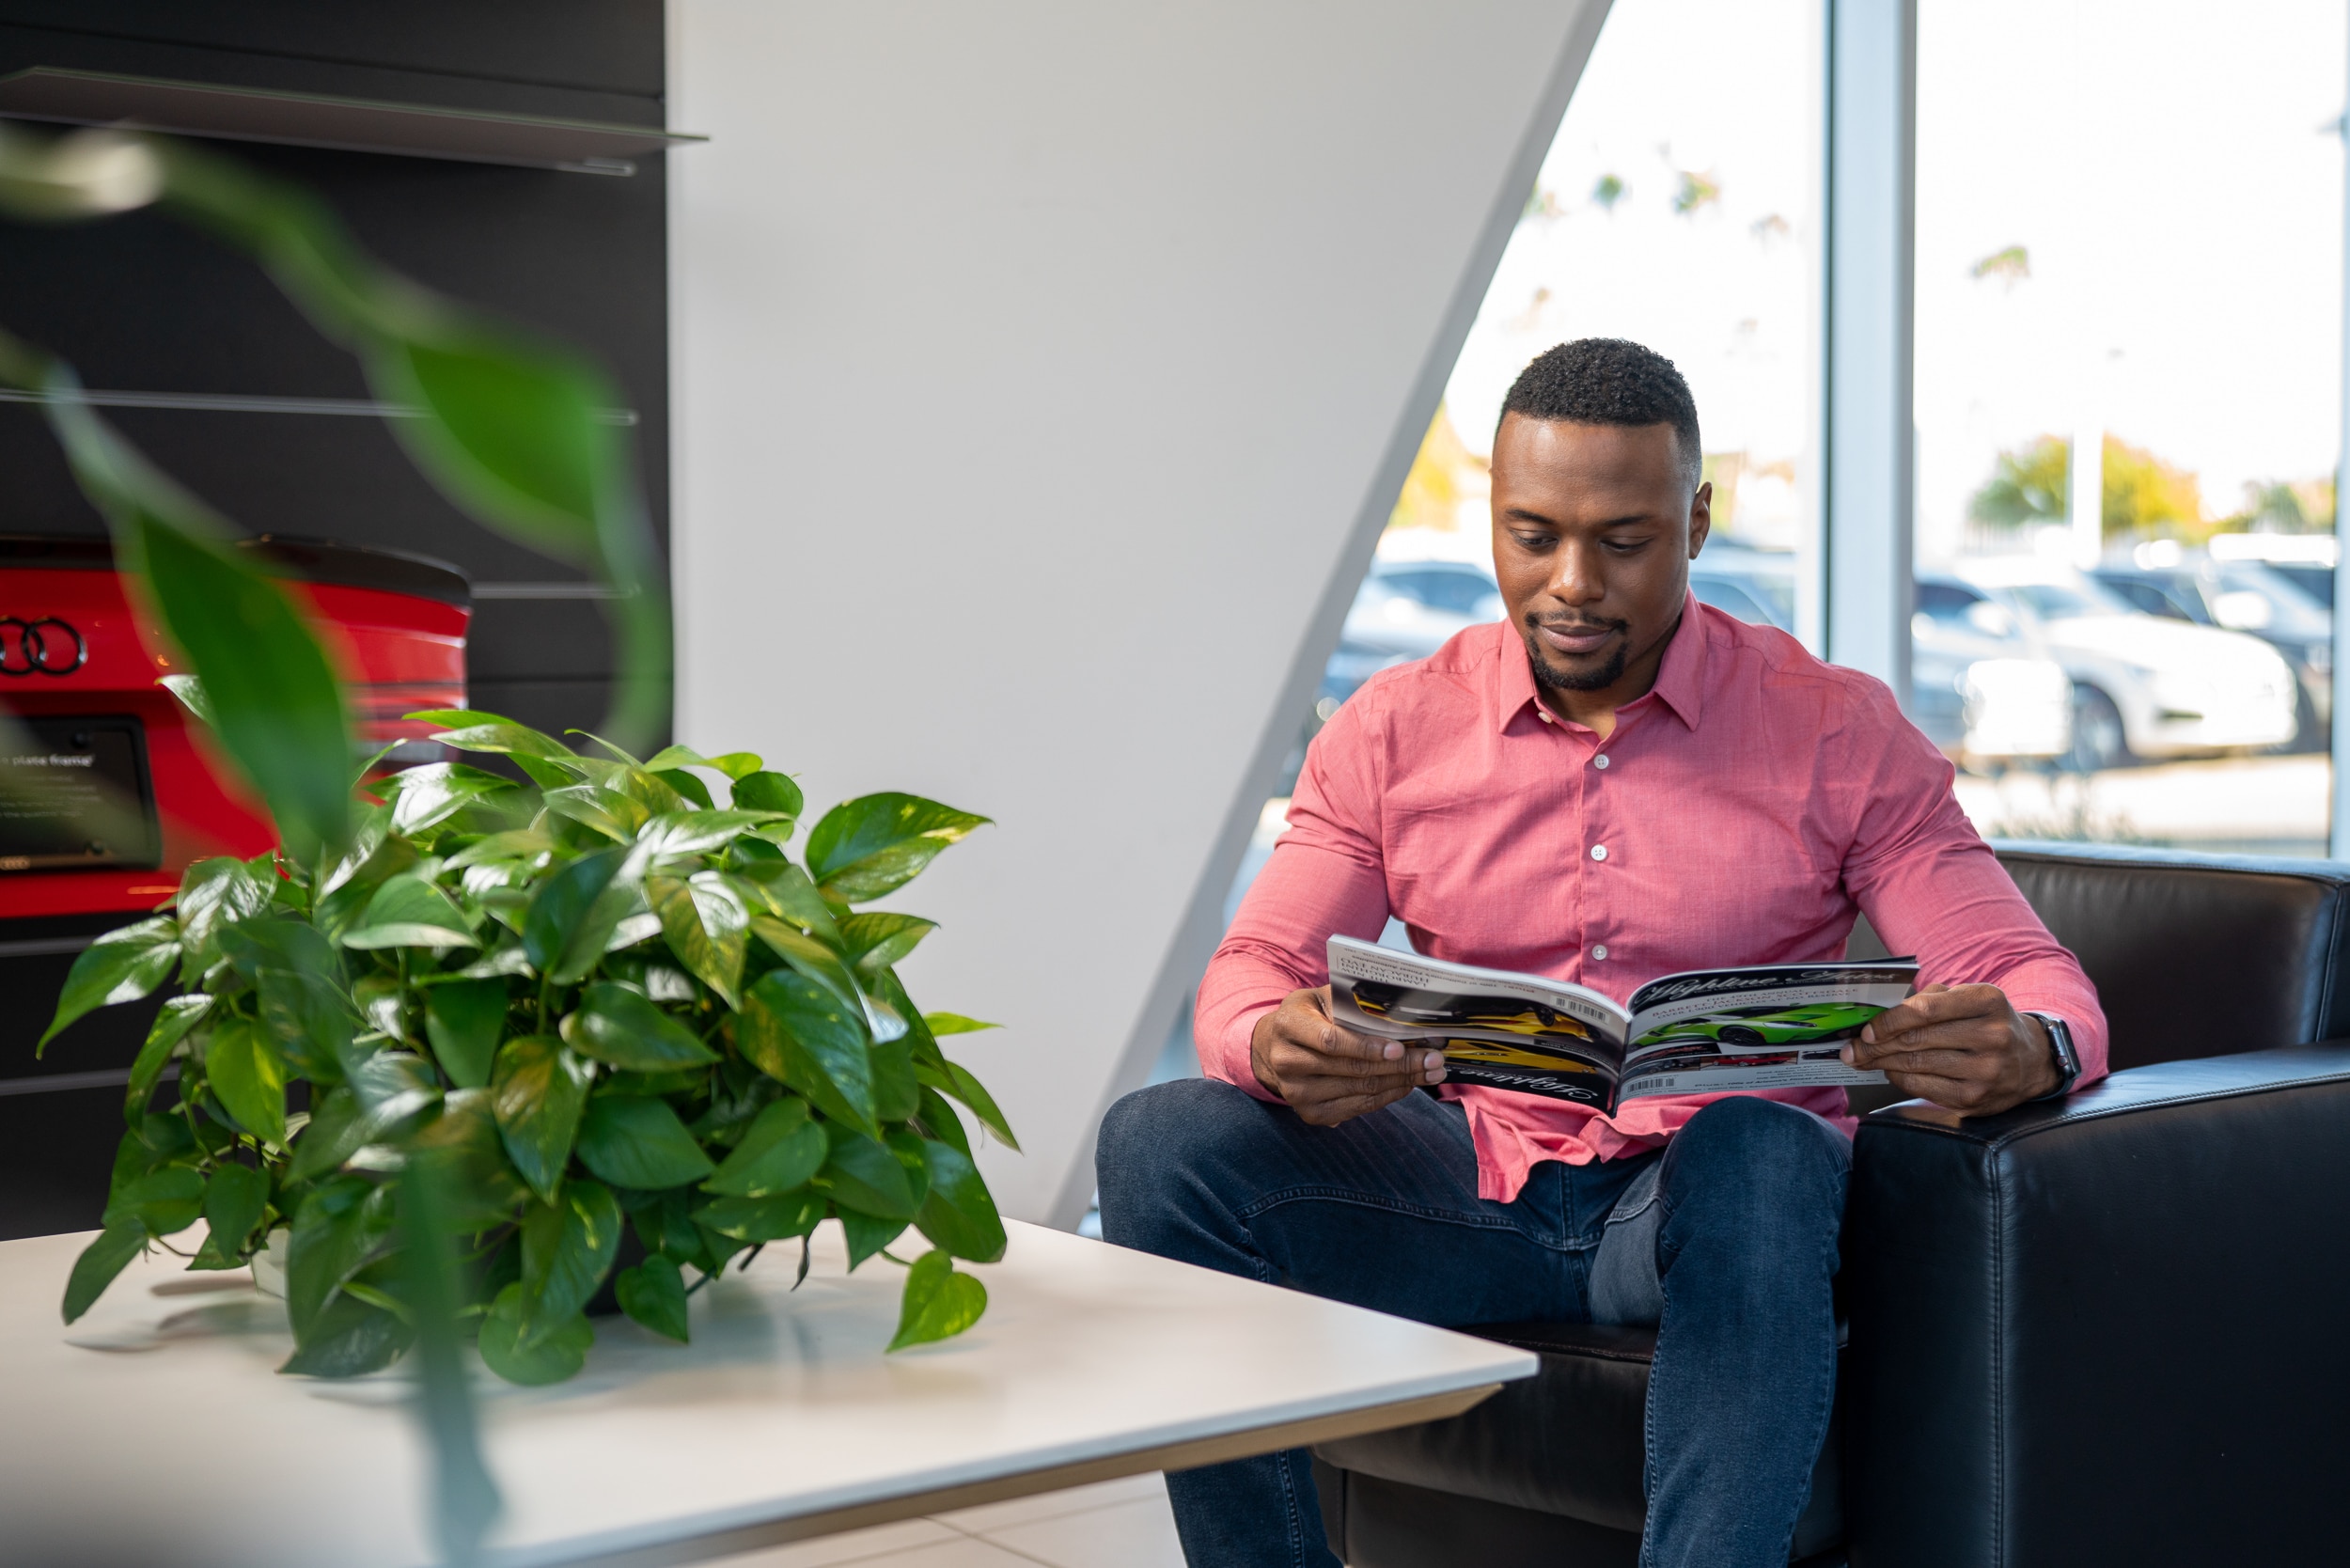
left=0, top=716, right=161, bottom=870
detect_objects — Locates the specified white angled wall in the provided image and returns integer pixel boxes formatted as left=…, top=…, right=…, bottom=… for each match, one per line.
left=669, top=0, right=1607, bottom=1225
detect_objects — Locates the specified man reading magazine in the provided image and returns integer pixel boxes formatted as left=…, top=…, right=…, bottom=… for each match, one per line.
left=1096, top=338, right=2107, bottom=1568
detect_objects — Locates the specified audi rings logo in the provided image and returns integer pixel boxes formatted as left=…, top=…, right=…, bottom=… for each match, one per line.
left=0, top=619, right=89, bottom=677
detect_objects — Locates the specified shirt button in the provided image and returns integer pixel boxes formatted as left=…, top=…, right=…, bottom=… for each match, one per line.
left=1539, top=710, right=1554, bottom=724
left=1591, top=945, right=1608, bottom=961
left=1593, top=754, right=1610, bottom=770
left=1590, top=844, right=1607, bottom=861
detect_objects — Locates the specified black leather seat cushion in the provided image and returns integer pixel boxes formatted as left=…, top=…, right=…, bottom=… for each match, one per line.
left=1991, top=840, right=2350, bottom=1069
left=1314, top=1321, right=1843, bottom=1560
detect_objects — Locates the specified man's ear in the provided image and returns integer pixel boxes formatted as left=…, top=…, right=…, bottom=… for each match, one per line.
left=1687, top=480, right=1713, bottom=557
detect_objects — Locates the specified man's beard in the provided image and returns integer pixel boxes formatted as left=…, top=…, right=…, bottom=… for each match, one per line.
left=1522, top=616, right=1630, bottom=692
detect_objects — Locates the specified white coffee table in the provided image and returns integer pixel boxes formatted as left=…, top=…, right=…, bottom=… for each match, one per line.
left=0, top=1218, right=1535, bottom=1567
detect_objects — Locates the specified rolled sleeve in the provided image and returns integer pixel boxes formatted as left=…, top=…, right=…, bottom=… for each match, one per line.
left=1835, top=681, right=2110, bottom=1085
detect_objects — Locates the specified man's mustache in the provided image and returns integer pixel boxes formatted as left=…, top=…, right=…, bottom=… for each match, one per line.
left=1527, top=614, right=1628, bottom=635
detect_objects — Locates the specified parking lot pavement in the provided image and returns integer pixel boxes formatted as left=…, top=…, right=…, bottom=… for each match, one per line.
left=1951, top=754, right=2330, bottom=858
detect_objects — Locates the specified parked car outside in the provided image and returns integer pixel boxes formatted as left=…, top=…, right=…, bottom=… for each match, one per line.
left=2208, top=531, right=2336, bottom=609
left=1320, top=556, right=1505, bottom=711
left=1908, top=578, right=2075, bottom=770
left=1692, top=549, right=2071, bottom=773
left=1950, top=558, right=2299, bottom=769
left=2090, top=553, right=2330, bottom=751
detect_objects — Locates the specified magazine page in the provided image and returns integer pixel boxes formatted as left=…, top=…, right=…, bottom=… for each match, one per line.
left=1324, top=936, right=1630, bottom=1108
left=1325, top=936, right=1631, bottom=1049
left=1615, top=960, right=1918, bottom=1102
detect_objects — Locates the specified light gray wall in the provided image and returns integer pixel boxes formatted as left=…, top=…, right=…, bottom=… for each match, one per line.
left=668, top=0, right=1608, bottom=1225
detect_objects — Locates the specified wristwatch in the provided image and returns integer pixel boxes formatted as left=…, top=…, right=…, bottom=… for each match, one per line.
left=2022, top=1011, right=2081, bottom=1100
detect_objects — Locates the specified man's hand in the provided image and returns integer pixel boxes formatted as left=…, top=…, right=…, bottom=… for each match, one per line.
left=1841, top=982, right=2060, bottom=1116
left=1250, top=986, right=1448, bottom=1127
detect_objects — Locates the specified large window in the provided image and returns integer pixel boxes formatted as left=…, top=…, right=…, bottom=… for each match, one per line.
left=1913, top=0, right=2344, bottom=855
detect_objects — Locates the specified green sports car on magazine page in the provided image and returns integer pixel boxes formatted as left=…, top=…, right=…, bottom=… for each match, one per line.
left=1655, top=1002, right=1882, bottom=1050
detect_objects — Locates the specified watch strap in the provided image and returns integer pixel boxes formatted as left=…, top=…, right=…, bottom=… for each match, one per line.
left=2023, top=1011, right=2081, bottom=1100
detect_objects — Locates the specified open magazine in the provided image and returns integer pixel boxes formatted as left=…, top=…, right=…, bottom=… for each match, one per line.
left=1327, top=935, right=1919, bottom=1114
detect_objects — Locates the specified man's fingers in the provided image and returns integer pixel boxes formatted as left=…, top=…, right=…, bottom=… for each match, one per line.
left=1860, top=982, right=1998, bottom=1044
left=1855, top=1045, right=1989, bottom=1079
left=1846, top=1018, right=2009, bottom=1067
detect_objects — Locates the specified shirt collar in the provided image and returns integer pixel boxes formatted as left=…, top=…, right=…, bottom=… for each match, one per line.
left=1495, top=590, right=1710, bottom=735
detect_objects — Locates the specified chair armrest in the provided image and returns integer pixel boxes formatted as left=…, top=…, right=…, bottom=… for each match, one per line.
left=1841, top=1044, right=2350, bottom=1568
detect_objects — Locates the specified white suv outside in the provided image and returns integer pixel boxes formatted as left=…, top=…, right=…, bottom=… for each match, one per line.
left=1950, top=557, right=2297, bottom=766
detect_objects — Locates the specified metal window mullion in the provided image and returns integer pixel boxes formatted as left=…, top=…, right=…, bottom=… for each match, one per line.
left=1821, top=0, right=1917, bottom=704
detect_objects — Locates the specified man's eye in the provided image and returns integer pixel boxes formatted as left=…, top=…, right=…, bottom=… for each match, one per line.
left=1604, top=537, right=1649, bottom=555
left=1510, top=532, right=1555, bottom=551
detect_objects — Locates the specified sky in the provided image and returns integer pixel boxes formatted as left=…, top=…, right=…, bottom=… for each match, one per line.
left=1437, top=0, right=2347, bottom=561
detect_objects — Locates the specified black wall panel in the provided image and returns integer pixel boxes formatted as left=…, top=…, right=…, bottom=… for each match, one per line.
left=0, top=2, right=673, bottom=1237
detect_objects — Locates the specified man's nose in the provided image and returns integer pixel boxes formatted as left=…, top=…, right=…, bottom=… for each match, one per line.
left=1546, top=541, right=1606, bottom=604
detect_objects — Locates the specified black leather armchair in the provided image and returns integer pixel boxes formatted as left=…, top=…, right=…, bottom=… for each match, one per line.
left=1310, top=842, right=2350, bottom=1567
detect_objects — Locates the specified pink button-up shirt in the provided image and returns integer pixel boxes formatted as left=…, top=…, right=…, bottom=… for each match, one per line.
left=1198, top=595, right=2108, bottom=1202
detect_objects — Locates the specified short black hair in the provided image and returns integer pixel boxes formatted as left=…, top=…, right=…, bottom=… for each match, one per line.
left=1498, top=338, right=1702, bottom=490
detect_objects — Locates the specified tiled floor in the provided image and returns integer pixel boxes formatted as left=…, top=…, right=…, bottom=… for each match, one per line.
left=715, top=1472, right=1186, bottom=1568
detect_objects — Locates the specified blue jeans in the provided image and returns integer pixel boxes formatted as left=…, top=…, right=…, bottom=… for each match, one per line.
left=1095, top=1081, right=1849, bottom=1568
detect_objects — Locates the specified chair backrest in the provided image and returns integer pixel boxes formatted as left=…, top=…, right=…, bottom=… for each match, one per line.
left=1991, top=840, right=2350, bottom=1071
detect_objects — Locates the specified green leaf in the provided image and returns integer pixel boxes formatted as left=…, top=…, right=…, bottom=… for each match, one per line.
left=729, top=770, right=804, bottom=818
left=216, top=915, right=337, bottom=985
left=916, top=1086, right=972, bottom=1157
left=913, top=1059, right=1020, bottom=1153
left=39, top=917, right=180, bottom=1051
left=650, top=870, right=748, bottom=1009
left=491, top=1034, right=594, bottom=1202
left=838, top=1210, right=908, bottom=1270
left=199, top=1161, right=272, bottom=1261
left=542, top=781, right=644, bottom=843
left=406, top=1088, right=532, bottom=1229
left=645, top=745, right=762, bottom=781
left=915, top=1140, right=1007, bottom=1262
left=287, top=1053, right=440, bottom=1182
left=371, top=326, right=615, bottom=565
left=563, top=981, right=720, bottom=1071
left=521, top=1178, right=622, bottom=1344
left=871, top=1033, right=918, bottom=1124
left=739, top=969, right=876, bottom=1137
left=409, top=710, right=578, bottom=760
left=278, top=1289, right=413, bottom=1376
left=822, top=1130, right=921, bottom=1220
left=806, top=793, right=988, bottom=903
left=750, top=917, right=892, bottom=1033
left=386, top=761, right=521, bottom=836
left=638, top=809, right=791, bottom=862
left=478, top=1282, right=591, bottom=1386
left=649, top=766, right=713, bottom=809
left=124, top=993, right=209, bottom=1121
left=576, top=1096, right=715, bottom=1189
left=102, top=1164, right=205, bottom=1236
left=61, top=1224, right=147, bottom=1324
left=177, top=855, right=274, bottom=967
left=342, top=873, right=478, bottom=950
left=523, top=846, right=629, bottom=985
left=43, top=396, right=353, bottom=855
left=690, top=1191, right=825, bottom=1244
left=424, top=978, right=509, bottom=1090
left=285, top=1175, right=395, bottom=1341
left=923, top=1012, right=1004, bottom=1037
left=887, top=1248, right=988, bottom=1352
left=703, top=1098, right=828, bottom=1198
left=254, top=967, right=355, bottom=1082
left=205, top=1017, right=289, bottom=1145
left=615, top=1255, right=690, bottom=1342
left=839, top=912, right=936, bottom=974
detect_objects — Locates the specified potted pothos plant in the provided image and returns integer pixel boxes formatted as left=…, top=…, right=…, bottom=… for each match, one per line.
left=40, top=709, right=1015, bottom=1384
